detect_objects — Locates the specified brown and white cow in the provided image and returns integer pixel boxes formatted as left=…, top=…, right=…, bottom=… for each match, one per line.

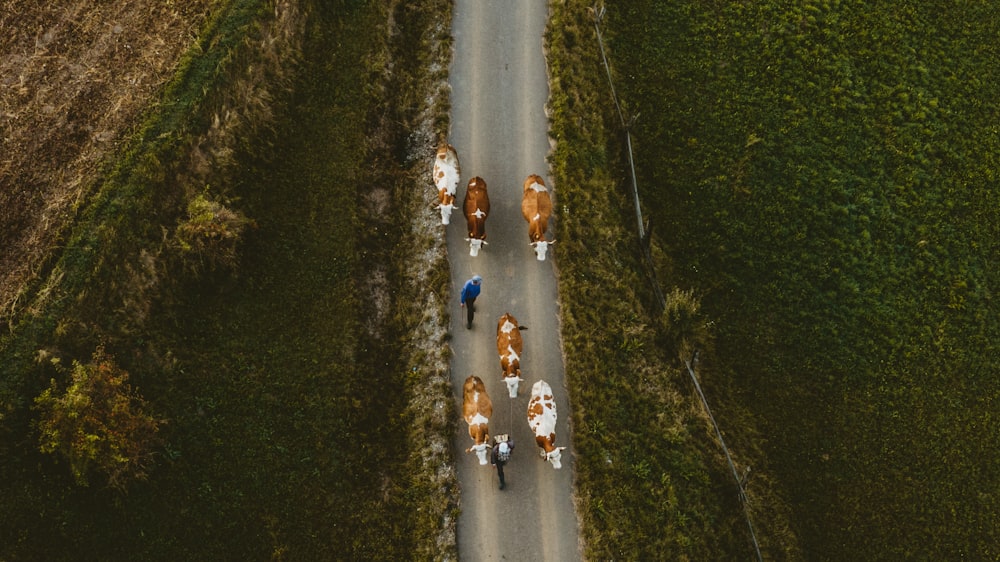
left=527, top=380, right=566, bottom=469
left=496, top=312, right=527, bottom=398
left=432, top=143, right=460, bottom=225
left=521, top=174, right=555, bottom=261
left=463, top=176, right=490, bottom=256
left=463, top=375, right=493, bottom=465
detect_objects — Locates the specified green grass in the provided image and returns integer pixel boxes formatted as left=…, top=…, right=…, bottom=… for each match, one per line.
left=545, top=4, right=778, bottom=559
left=0, top=0, right=293, bottom=555
left=1, top=0, right=460, bottom=557
left=137, top=3, right=388, bottom=552
left=130, top=11, right=405, bottom=551
left=605, top=0, right=1000, bottom=558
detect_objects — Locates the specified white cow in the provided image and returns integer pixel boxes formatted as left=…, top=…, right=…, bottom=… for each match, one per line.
left=433, top=144, right=460, bottom=224
left=527, top=380, right=566, bottom=469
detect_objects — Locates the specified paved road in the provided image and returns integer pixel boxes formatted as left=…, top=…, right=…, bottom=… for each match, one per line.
left=447, top=2, right=582, bottom=560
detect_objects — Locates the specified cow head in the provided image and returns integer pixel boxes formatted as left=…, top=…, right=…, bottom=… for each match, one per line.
left=466, top=237, right=487, bottom=256
left=466, top=417, right=491, bottom=465
left=466, top=441, right=490, bottom=465
left=540, top=446, right=567, bottom=469
left=503, top=375, right=523, bottom=398
left=500, top=354, right=522, bottom=397
left=437, top=198, right=458, bottom=225
left=531, top=239, right=555, bottom=261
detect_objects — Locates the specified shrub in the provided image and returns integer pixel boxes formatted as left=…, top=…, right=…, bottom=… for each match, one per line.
left=34, top=346, right=162, bottom=489
left=658, top=287, right=713, bottom=363
left=174, top=192, right=254, bottom=273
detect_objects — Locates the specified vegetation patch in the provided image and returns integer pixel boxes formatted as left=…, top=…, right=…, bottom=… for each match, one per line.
left=0, top=0, right=217, bottom=321
left=2, top=0, right=457, bottom=558
left=371, top=0, right=460, bottom=557
left=604, top=0, right=1000, bottom=558
left=545, top=2, right=797, bottom=559
left=34, top=345, right=162, bottom=490
left=174, top=193, right=255, bottom=274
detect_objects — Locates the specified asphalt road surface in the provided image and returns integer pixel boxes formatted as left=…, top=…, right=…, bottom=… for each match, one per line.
left=447, top=1, right=582, bottom=560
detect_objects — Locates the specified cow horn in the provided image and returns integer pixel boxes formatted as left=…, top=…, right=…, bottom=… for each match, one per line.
left=530, top=242, right=537, bottom=247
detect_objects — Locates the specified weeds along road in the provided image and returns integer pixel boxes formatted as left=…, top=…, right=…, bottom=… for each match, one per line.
left=447, top=1, right=582, bottom=560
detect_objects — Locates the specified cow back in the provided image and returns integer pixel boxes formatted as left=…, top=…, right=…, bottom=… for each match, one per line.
left=527, top=380, right=557, bottom=441
left=496, top=313, right=524, bottom=355
left=535, top=188, right=553, bottom=219
left=434, top=144, right=460, bottom=197
left=497, top=313, right=525, bottom=380
left=506, top=324, right=524, bottom=354
left=521, top=189, right=537, bottom=223
left=462, top=375, right=493, bottom=423
left=521, top=175, right=552, bottom=241
left=464, top=177, right=490, bottom=238
left=497, top=332, right=509, bottom=359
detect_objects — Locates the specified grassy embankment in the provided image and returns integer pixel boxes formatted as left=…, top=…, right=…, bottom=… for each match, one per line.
left=545, top=2, right=799, bottom=559
left=1, top=0, right=457, bottom=559
left=606, top=1, right=1000, bottom=559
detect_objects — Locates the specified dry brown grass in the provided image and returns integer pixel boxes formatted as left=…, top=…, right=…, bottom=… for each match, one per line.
left=0, top=0, right=216, bottom=320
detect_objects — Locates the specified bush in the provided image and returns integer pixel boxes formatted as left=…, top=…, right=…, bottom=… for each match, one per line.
left=34, top=346, right=162, bottom=490
left=658, top=287, right=712, bottom=363
left=174, top=192, right=254, bottom=273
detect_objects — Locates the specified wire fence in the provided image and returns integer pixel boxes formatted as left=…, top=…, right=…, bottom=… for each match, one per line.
left=591, top=4, right=763, bottom=560
left=685, top=352, right=763, bottom=561
left=590, top=3, right=665, bottom=313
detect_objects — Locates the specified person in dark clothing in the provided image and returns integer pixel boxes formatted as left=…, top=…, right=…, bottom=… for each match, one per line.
left=491, top=438, right=513, bottom=490
left=460, top=274, right=482, bottom=329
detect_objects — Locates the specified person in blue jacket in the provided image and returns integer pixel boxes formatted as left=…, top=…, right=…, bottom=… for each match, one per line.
left=460, top=274, right=482, bottom=329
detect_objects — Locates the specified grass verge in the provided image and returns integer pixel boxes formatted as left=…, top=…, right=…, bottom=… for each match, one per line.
left=604, top=0, right=1000, bottom=558
left=545, top=2, right=798, bottom=559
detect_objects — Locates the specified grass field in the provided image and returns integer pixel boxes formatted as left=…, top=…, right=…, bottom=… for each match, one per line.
left=604, top=0, right=1000, bottom=558
left=544, top=3, right=796, bottom=559
left=14, top=0, right=995, bottom=559
left=133, top=4, right=404, bottom=556
left=0, top=0, right=459, bottom=558
left=0, top=0, right=215, bottom=317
